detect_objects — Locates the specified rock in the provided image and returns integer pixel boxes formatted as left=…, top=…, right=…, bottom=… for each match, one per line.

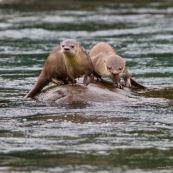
left=35, top=79, right=134, bottom=105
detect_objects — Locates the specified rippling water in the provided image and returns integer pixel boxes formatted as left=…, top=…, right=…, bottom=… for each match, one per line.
left=0, top=0, right=173, bottom=172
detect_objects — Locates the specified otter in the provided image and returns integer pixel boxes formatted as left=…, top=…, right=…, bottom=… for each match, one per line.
left=90, top=42, right=146, bottom=89
left=25, top=39, right=93, bottom=98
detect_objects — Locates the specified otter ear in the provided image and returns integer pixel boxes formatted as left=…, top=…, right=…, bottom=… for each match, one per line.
left=77, top=42, right=82, bottom=47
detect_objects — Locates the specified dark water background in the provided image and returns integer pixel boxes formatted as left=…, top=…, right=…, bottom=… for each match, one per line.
left=0, top=0, right=173, bottom=172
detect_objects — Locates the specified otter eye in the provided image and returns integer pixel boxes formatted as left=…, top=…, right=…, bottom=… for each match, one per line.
left=107, top=67, right=112, bottom=70
left=119, top=67, right=123, bottom=71
left=62, top=45, right=65, bottom=48
left=71, top=45, right=74, bottom=48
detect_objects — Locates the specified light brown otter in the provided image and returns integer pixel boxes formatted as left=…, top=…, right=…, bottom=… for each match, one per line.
left=90, top=42, right=146, bottom=89
left=25, top=39, right=93, bottom=98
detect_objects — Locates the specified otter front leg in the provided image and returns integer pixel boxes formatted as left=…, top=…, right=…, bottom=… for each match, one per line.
left=123, top=77, right=131, bottom=88
left=121, top=68, right=131, bottom=88
left=69, top=80, right=77, bottom=85
left=51, top=78, right=65, bottom=85
left=93, top=72, right=103, bottom=82
left=83, top=75, right=90, bottom=86
left=112, top=75, right=124, bottom=89
left=67, top=77, right=77, bottom=85
left=83, top=70, right=93, bottom=86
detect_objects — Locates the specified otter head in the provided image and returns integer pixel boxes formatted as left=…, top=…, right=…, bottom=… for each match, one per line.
left=104, top=55, right=125, bottom=78
left=60, top=39, right=80, bottom=57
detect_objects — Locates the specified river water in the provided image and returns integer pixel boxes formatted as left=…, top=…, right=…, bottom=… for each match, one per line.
left=0, top=0, right=173, bottom=172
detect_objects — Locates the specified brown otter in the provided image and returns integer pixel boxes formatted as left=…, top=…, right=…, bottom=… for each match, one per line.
left=25, top=39, right=93, bottom=98
left=90, top=42, right=146, bottom=89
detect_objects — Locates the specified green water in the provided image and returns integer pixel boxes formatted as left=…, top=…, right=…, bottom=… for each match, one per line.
left=0, top=0, right=173, bottom=172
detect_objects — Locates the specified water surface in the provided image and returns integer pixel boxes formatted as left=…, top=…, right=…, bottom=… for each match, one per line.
left=0, top=0, right=173, bottom=172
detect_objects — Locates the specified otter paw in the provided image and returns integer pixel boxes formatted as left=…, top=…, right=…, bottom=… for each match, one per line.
left=83, top=76, right=90, bottom=86
left=63, top=81, right=69, bottom=85
left=123, top=82, right=131, bottom=88
left=69, top=80, right=77, bottom=86
left=52, top=78, right=65, bottom=85
left=123, top=78, right=131, bottom=88
left=114, top=83, right=124, bottom=89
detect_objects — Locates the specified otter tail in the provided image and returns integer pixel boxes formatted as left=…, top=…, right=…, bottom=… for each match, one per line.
left=25, top=75, right=49, bottom=98
left=130, top=78, right=146, bottom=89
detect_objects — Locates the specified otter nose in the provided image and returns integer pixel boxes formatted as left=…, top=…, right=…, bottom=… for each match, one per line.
left=64, top=47, right=70, bottom=51
left=112, top=70, right=119, bottom=75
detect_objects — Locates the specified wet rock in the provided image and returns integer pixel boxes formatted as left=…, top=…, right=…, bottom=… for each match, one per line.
left=35, top=79, right=133, bottom=105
